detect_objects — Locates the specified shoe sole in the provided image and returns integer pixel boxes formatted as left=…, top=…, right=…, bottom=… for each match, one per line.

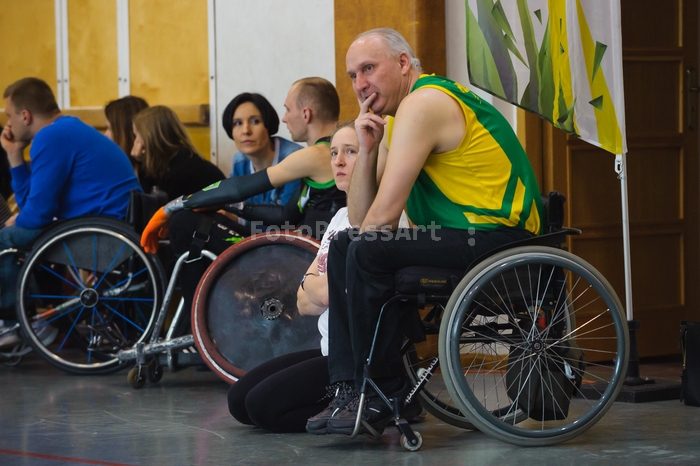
left=327, top=414, right=392, bottom=436
left=305, top=424, right=330, bottom=435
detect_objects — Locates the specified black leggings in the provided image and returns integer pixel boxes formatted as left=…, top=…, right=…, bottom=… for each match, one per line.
left=227, top=349, right=329, bottom=433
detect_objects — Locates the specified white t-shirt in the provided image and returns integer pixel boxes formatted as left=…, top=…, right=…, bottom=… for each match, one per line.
left=314, top=208, right=409, bottom=356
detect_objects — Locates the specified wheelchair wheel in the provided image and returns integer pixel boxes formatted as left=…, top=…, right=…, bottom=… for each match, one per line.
left=192, top=232, right=321, bottom=383
left=439, top=246, right=629, bottom=446
left=16, top=217, right=164, bottom=375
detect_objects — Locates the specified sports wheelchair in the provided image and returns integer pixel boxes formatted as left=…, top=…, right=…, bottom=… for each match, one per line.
left=349, top=192, right=629, bottom=451
left=1, top=192, right=322, bottom=382
left=116, top=230, right=322, bottom=387
left=1, top=216, right=166, bottom=373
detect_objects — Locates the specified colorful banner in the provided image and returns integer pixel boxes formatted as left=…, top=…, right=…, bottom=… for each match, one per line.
left=466, top=0, right=627, bottom=155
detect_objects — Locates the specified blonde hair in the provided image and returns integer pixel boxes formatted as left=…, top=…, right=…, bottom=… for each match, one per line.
left=330, top=120, right=355, bottom=141
left=132, top=106, right=201, bottom=179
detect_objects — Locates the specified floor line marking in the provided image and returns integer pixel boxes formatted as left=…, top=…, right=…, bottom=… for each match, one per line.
left=0, top=449, right=135, bottom=466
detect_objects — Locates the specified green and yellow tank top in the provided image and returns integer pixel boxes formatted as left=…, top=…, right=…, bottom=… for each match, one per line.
left=395, top=75, right=542, bottom=235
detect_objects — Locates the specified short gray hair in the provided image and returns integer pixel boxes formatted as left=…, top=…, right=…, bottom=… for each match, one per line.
left=355, top=28, right=422, bottom=72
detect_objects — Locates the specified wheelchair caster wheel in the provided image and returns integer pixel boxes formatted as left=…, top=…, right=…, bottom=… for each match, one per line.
left=147, top=360, right=163, bottom=383
left=401, top=432, right=422, bottom=451
left=128, top=366, right=147, bottom=389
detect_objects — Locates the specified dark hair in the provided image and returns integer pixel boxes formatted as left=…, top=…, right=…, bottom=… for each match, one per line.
left=3, top=77, right=59, bottom=118
left=293, top=77, right=340, bottom=122
left=105, top=95, right=149, bottom=156
left=133, top=105, right=202, bottom=179
left=221, top=93, right=279, bottom=140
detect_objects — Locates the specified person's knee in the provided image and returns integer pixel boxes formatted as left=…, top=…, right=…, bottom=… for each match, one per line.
left=228, top=383, right=254, bottom=425
left=346, top=232, right=386, bottom=270
left=328, top=227, right=355, bottom=260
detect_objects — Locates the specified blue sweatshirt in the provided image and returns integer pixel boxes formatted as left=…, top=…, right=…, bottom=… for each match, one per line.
left=12, top=116, right=141, bottom=229
left=230, top=136, right=301, bottom=205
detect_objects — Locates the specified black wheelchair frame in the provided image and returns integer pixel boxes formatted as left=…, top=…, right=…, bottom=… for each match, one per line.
left=347, top=193, right=629, bottom=450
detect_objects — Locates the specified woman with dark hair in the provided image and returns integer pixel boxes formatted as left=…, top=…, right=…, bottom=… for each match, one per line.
left=222, top=92, right=301, bottom=205
left=132, top=105, right=224, bottom=201
left=104, top=95, right=149, bottom=164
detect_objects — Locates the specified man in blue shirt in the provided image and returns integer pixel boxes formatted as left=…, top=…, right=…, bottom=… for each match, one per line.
left=0, top=77, right=140, bottom=335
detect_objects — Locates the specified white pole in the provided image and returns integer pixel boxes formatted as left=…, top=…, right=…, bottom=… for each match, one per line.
left=116, top=0, right=131, bottom=97
left=615, top=153, right=634, bottom=321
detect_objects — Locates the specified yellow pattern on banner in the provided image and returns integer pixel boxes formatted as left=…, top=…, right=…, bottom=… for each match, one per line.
left=576, top=0, right=624, bottom=154
left=549, top=0, right=576, bottom=133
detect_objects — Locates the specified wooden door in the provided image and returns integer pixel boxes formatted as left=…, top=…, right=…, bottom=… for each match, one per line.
left=528, top=0, right=699, bottom=357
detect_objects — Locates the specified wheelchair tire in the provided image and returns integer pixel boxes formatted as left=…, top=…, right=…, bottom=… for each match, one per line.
left=439, top=246, right=629, bottom=446
left=192, top=232, right=321, bottom=383
left=16, top=217, right=164, bottom=375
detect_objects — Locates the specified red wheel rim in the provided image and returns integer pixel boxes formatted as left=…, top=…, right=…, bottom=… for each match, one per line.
left=192, top=232, right=319, bottom=383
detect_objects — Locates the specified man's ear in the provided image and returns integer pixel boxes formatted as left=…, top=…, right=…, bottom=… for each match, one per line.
left=303, top=107, right=311, bottom=123
left=20, top=109, right=33, bottom=126
left=398, top=52, right=411, bottom=74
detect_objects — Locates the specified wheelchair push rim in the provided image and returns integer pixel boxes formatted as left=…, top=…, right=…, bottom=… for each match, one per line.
left=193, top=232, right=320, bottom=384
left=16, top=219, right=162, bottom=374
left=439, top=246, right=629, bottom=446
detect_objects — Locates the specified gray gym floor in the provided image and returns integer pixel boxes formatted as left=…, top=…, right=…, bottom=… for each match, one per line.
left=1, top=352, right=698, bottom=466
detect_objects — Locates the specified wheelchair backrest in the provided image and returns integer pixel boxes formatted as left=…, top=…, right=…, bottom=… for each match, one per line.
left=126, top=190, right=168, bottom=235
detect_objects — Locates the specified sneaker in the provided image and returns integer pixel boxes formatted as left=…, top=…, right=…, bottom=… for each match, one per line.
left=32, top=321, right=58, bottom=346
left=327, top=378, right=419, bottom=436
left=306, top=381, right=357, bottom=435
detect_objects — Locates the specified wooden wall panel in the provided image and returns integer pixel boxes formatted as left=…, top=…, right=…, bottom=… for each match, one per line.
left=628, top=234, right=683, bottom=310
left=568, top=148, right=622, bottom=228
left=623, top=60, right=681, bottom=137
left=626, top=147, right=682, bottom=224
left=67, top=0, right=119, bottom=107
left=537, top=0, right=700, bottom=357
left=0, top=0, right=56, bottom=98
left=129, top=0, right=208, bottom=105
left=333, top=0, right=446, bottom=121
left=621, top=0, right=680, bottom=49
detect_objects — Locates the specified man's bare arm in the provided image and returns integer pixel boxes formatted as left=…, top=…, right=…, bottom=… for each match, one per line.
left=361, top=89, right=465, bottom=232
left=267, top=144, right=333, bottom=187
left=347, top=93, right=387, bottom=227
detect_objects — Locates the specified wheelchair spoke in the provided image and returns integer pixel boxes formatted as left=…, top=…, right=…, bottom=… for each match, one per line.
left=101, top=266, right=149, bottom=295
left=62, top=242, right=87, bottom=288
left=39, top=263, right=82, bottom=291
left=101, top=297, right=155, bottom=303
left=100, top=302, right=145, bottom=333
left=57, top=306, right=86, bottom=353
left=42, top=303, right=84, bottom=326
left=93, top=243, right=128, bottom=290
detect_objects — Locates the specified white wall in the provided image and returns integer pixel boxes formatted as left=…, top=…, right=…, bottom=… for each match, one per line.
left=211, top=0, right=335, bottom=175
left=444, top=0, right=518, bottom=129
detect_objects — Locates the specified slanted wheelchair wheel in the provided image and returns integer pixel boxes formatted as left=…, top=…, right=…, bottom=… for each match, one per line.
left=439, top=246, right=629, bottom=446
left=192, top=232, right=320, bottom=383
left=16, top=217, right=164, bottom=375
